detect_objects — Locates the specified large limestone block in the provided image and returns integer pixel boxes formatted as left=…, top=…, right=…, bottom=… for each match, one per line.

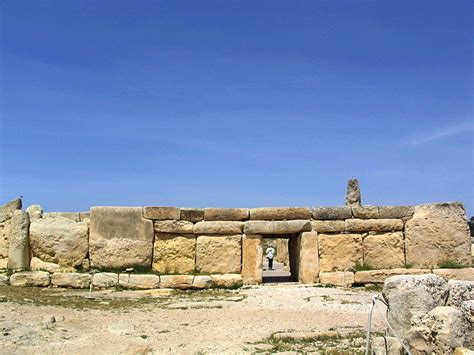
left=44, top=212, right=80, bottom=221
left=51, top=273, right=92, bottom=288
left=382, top=274, right=449, bottom=338
left=244, top=220, right=311, bottom=235
left=298, top=232, right=319, bottom=284
left=378, top=206, right=414, bottom=220
left=434, top=268, right=474, bottom=281
left=345, top=219, right=403, bottom=232
left=196, top=235, right=242, bottom=274
left=160, top=275, right=194, bottom=289
left=204, top=208, right=249, bottom=221
left=192, top=275, right=213, bottom=289
left=30, top=257, right=60, bottom=272
left=210, top=274, right=243, bottom=288
left=0, top=220, right=10, bottom=258
left=0, top=198, right=22, bottom=223
left=312, top=207, right=352, bottom=220
left=319, top=272, right=354, bottom=287
left=118, top=274, right=160, bottom=289
left=180, top=208, right=204, bottom=222
left=405, top=203, right=471, bottom=268
left=352, top=205, right=379, bottom=219
left=152, top=233, right=196, bottom=274
left=311, top=220, right=345, bottom=233
left=26, top=205, right=43, bottom=221
left=446, top=280, right=474, bottom=308
left=89, top=207, right=154, bottom=269
left=92, top=272, right=119, bottom=288
left=10, top=271, right=50, bottom=287
left=354, top=268, right=431, bottom=284
left=154, top=220, right=194, bottom=233
left=318, top=234, right=363, bottom=272
left=193, top=221, right=243, bottom=234
left=8, top=210, right=30, bottom=269
left=241, top=234, right=263, bottom=284
left=29, top=216, right=88, bottom=268
left=363, top=232, right=405, bottom=269
left=143, top=206, right=180, bottom=220
left=249, top=207, right=311, bottom=220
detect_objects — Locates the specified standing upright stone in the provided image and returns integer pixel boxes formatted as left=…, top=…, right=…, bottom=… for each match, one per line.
left=8, top=210, right=30, bottom=269
left=345, top=179, right=361, bottom=206
left=0, top=198, right=22, bottom=223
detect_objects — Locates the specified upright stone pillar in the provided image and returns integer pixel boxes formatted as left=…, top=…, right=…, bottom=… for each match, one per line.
left=8, top=210, right=30, bottom=269
left=298, top=232, right=320, bottom=284
left=346, top=179, right=361, bottom=206
left=242, top=234, right=263, bottom=284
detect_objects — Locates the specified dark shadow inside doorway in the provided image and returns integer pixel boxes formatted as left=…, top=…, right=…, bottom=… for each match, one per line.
left=262, top=233, right=299, bottom=284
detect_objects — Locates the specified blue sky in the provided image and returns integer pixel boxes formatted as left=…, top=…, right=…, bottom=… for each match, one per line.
left=1, top=1, right=473, bottom=215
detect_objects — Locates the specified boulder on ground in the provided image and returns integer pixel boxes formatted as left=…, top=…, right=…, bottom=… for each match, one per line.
left=152, top=233, right=196, bottom=274
left=196, top=235, right=241, bottom=274
left=30, top=216, right=88, bottom=268
left=405, top=203, right=471, bottom=268
left=9, top=271, right=50, bottom=287
left=51, top=273, right=92, bottom=288
left=8, top=210, right=30, bottom=269
left=446, top=280, right=474, bottom=308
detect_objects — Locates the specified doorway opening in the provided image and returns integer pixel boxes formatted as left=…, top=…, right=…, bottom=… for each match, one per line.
left=262, top=233, right=300, bottom=283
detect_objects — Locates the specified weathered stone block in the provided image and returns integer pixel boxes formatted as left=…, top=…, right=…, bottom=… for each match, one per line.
left=152, top=233, right=196, bottom=274
left=154, top=220, right=194, bottom=233
left=312, top=207, right=352, bottom=220
left=345, top=218, right=403, bottom=232
left=298, top=232, right=319, bottom=284
left=10, top=271, right=50, bottom=287
left=51, top=273, right=92, bottom=288
left=433, top=268, right=474, bottom=281
left=8, top=210, right=30, bottom=269
left=0, top=221, right=10, bottom=258
left=180, top=208, right=204, bottom=222
left=405, top=203, right=471, bottom=268
left=363, top=232, right=405, bottom=269
left=196, top=235, right=241, bottom=274
left=319, top=272, right=354, bottom=287
left=352, top=205, right=379, bottom=219
left=446, top=280, right=474, bottom=308
left=143, top=206, right=180, bottom=220
left=210, top=274, right=243, bottom=288
left=241, top=234, right=263, bottom=284
left=30, top=257, right=60, bottom=272
left=249, top=207, right=311, bottom=220
left=243, top=220, right=311, bottom=235
left=0, top=273, right=8, bottom=285
left=354, top=268, right=431, bottom=284
left=345, top=179, right=361, bottom=206
left=204, top=208, right=249, bottom=221
left=318, top=234, right=363, bottom=272
left=192, top=275, right=213, bottom=289
left=160, top=275, right=194, bottom=289
left=311, top=220, right=345, bottom=233
left=0, top=258, right=7, bottom=269
left=0, top=198, right=22, bottom=223
left=378, top=206, right=414, bottom=219
left=118, top=274, right=160, bottom=289
left=89, top=207, right=154, bottom=269
left=92, top=272, right=118, bottom=288
left=43, top=212, right=80, bottom=221
left=26, top=205, right=43, bottom=221
left=30, top=216, right=88, bottom=268
left=194, top=221, right=243, bottom=234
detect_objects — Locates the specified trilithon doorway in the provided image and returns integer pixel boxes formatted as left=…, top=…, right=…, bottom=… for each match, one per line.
left=262, top=234, right=300, bottom=283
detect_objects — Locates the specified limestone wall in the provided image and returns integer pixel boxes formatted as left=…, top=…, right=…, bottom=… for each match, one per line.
left=0, top=193, right=472, bottom=288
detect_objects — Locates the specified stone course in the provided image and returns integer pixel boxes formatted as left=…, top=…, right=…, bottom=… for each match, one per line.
left=194, top=221, right=243, bottom=234
left=204, top=208, right=249, bottom=221
left=249, top=207, right=311, bottom=220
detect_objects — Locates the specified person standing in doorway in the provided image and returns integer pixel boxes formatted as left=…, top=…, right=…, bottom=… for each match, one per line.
left=266, top=244, right=275, bottom=270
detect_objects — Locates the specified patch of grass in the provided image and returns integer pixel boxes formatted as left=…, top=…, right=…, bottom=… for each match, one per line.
left=437, top=260, right=467, bottom=269
left=353, top=262, right=373, bottom=271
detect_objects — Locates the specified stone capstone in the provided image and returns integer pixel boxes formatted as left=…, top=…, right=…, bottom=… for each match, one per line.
left=249, top=207, right=311, bottom=220
left=8, top=210, right=30, bottom=269
left=352, top=205, right=379, bottom=219
left=204, top=208, right=249, bottom=221
left=405, top=203, right=471, bottom=268
left=154, top=220, right=194, bottom=234
left=152, top=233, right=196, bottom=274
left=243, top=220, right=311, bottom=235
left=319, top=272, right=354, bottom=287
left=363, top=232, right=405, bottom=269
left=29, top=216, right=88, bottom=268
left=193, top=221, right=243, bottom=234
left=312, top=207, right=352, bottom=220
left=0, top=198, right=22, bottom=223
left=345, top=179, right=361, bottom=206
left=143, top=206, right=180, bottom=220
left=118, top=274, right=160, bottom=289
left=318, top=233, right=363, bottom=272
left=378, top=205, right=415, bottom=220
left=89, top=207, right=154, bottom=269
left=195, top=235, right=242, bottom=274
left=382, top=274, right=449, bottom=338
left=210, top=274, right=243, bottom=288
left=180, top=208, right=204, bottom=222
left=51, top=272, right=92, bottom=288
left=9, top=271, right=50, bottom=287
left=26, top=205, right=43, bottom=221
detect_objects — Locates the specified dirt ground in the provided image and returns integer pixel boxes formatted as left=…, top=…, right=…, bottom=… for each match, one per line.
left=0, top=284, right=387, bottom=354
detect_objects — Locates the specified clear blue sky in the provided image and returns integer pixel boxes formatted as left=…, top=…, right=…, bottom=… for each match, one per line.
left=1, top=1, right=473, bottom=215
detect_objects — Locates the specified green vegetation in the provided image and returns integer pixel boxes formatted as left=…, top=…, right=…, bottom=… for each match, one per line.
left=437, top=260, right=467, bottom=269
left=353, top=262, right=373, bottom=271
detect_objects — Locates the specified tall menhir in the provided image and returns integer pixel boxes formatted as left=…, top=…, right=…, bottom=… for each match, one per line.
left=345, top=179, right=361, bottom=206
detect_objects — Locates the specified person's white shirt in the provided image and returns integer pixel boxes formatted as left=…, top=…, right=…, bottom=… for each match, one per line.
left=266, top=246, right=275, bottom=259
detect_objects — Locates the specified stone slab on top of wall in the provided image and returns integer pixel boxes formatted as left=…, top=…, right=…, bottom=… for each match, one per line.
left=244, top=220, right=311, bottom=235
left=195, top=235, right=242, bottom=274
left=204, top=208, right=249, bottom=221
left=249, top=207, right=311, bottom=220
left=405, top=202, right=471, bottom=268
left=312, top=207, right=352, bottom=220
left=89, top=207, right=154, bottom=269
left=143, top=206, right=180, bottom=220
